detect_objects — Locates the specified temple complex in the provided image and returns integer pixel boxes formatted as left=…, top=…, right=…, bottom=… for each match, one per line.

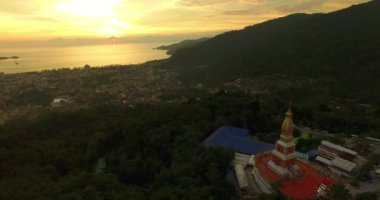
left=204, top=104, right=336, bottom=199
left=253, top=104, right=334, bottom=199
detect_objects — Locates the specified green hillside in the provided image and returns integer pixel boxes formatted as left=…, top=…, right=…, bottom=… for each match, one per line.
left=167, top=0, right=380, bottom=99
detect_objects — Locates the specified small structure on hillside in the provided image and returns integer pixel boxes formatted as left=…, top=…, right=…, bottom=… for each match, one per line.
left=51, top=96, right=73, bottom=108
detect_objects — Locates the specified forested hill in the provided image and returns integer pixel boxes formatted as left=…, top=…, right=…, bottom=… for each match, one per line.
left=167, top=0, right=380, bottom=95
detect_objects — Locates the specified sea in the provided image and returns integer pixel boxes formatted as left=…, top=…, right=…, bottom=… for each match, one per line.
left=0, top=43, right=169, bottom=74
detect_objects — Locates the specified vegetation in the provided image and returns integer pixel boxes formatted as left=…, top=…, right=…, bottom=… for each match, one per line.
left=351, top=153, right=380, bottom=185
left=318, top=183, right=380, bottom=200
left=1, top=86, right=378, bottom=199
left=325, top=184, right=353, bottom=200
left=296, top=137, right=321, bottom=153
left=6, top=88, right=53, bottom=106
left=0, top=91, right=281, bottom=200
left=354, top=191, right=379, bottom=200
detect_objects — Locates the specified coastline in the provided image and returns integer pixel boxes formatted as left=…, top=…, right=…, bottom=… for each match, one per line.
left=0, top=58, right=168, bottom=75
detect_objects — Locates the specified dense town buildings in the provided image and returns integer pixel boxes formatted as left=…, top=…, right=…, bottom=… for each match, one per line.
left=0, top=64, right=181, bottom=124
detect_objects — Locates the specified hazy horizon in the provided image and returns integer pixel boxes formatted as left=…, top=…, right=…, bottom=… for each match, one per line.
left=0, top=31, right=221, bottom=48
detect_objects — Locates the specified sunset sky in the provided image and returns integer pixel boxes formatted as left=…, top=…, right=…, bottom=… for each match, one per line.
left=0, top=0, right=369, bottom=42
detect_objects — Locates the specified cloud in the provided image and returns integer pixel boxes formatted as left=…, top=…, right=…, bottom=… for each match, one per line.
left=176, top=0, right=232, bottom=7
left=275, top=0, right=328, bottom=13
left=0, top=0, right=370, bottom=40
left=222, top=9, right=261, bottom=16
left=239, top=0, right=266, bottom=5
left=18, top=16, right=61, bottom=23
left=0, top=1, right=37, bottom=15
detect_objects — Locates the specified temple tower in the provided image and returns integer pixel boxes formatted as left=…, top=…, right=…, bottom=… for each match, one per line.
left=267, top=104, right=299, bottom=178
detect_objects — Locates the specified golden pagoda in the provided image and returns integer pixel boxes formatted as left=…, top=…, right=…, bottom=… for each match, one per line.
left=267, top=103, right=300, bottom=178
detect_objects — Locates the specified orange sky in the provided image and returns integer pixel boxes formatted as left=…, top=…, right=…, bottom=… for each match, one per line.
left=0, top=0, right=370, bottom=42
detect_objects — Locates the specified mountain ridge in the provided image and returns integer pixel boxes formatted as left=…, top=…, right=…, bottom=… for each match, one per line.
left=166, top=0, right=380, bottom=99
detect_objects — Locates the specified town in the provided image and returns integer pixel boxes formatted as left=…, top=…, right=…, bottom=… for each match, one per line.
left=0, top=62, right=181, bottom=124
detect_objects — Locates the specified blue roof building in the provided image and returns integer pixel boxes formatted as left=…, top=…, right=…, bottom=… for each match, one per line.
left=203, top=126, right=275, bottom=155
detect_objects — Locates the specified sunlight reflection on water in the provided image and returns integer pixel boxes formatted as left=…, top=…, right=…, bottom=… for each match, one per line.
left=0, top=43, right=169, bottom=73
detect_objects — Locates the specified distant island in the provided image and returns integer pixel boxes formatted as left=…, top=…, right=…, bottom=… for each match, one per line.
left=155, top=37, right=209, bottom=55
left=0, top=56, right=19, bottom=60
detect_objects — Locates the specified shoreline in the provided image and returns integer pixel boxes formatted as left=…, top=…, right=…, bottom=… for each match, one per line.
left=0, top=58, right=168, bottom=75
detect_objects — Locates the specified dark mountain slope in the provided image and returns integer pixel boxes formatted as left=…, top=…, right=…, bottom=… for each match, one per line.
left=168, top=0, right=380, bottom=96
left=156, top=37, right=209, bottom=55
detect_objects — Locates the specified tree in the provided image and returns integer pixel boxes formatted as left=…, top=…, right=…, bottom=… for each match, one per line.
left=325, top=184, right=352, bottom=200
left=250, top=99, right=261, bottom=115
left=318, top=103, right=331, bottom=112
left=354, top=192, right=378, bottom=200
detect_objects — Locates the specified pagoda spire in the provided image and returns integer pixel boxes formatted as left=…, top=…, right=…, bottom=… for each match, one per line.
left=286, top=102, right=292, bottom=115
left=281, top=102, right=294, bottom=137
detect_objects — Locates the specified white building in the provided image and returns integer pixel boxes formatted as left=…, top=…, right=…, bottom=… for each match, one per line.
left=316, top=140, right=358, bottom=176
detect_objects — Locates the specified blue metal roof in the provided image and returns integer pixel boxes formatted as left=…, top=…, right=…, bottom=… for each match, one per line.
left=307, top=150, right=318, bottom=158
left=204, top=126, right=275, bottom=155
